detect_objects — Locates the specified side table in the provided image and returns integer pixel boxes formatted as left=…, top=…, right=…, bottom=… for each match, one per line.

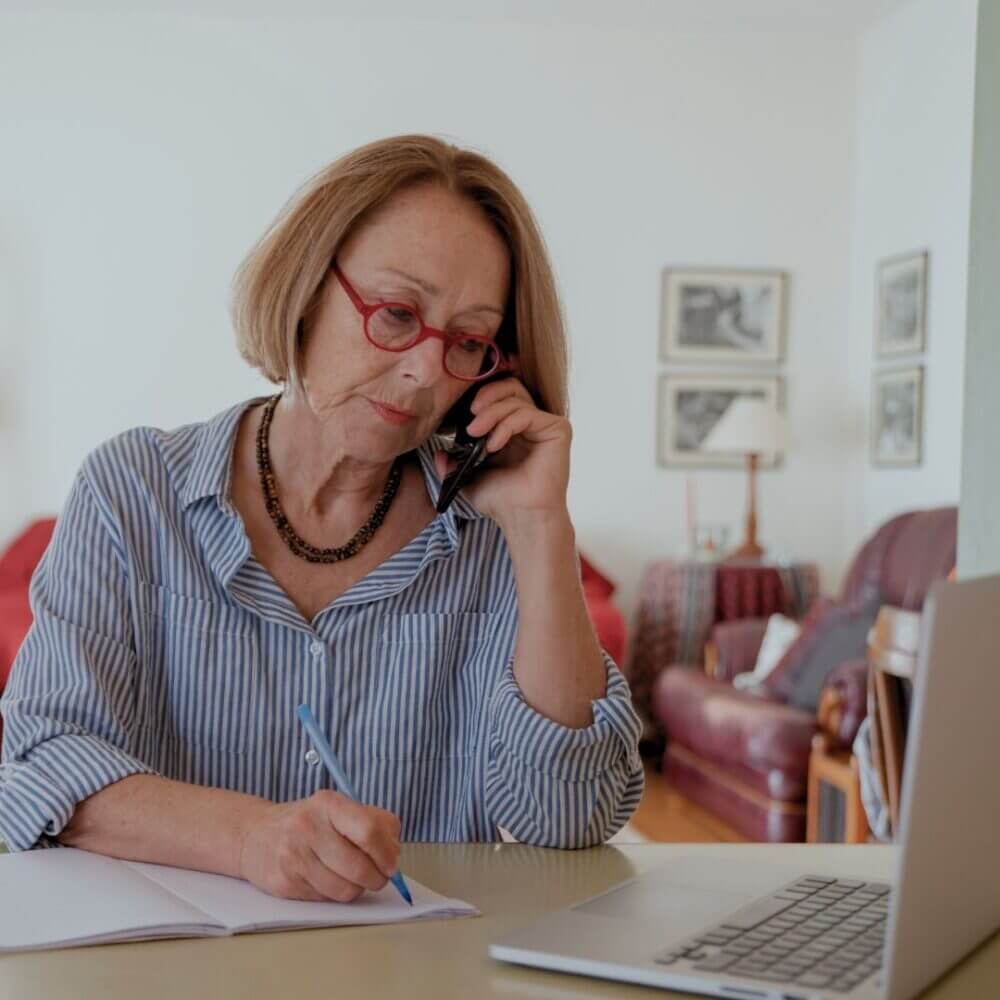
left=806, top=732, right=870, bottom=843
left=623, top=558, right=819, bottom=733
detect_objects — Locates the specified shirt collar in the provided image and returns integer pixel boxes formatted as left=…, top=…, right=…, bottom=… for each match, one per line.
left=172, top=397, right=488, bottom=525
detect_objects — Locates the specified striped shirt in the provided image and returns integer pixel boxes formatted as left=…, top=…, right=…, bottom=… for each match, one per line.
left=0, top=398, right=643, bottom=852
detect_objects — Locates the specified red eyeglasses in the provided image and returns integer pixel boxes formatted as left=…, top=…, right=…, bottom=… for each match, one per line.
left=331, top=262, right=513, bottom=382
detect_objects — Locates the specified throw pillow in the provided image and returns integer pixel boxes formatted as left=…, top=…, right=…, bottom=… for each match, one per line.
left=765, top=591, right=882, bottom=711
left=732, top=613, right=801, bottom=690
left=579, top=554, right=615, bottom=600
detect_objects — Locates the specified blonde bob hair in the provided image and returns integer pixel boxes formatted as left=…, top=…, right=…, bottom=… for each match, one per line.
left=231, top=134, right=568, bottom=417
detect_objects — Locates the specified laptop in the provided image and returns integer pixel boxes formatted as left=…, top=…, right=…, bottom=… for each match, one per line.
left=490, top=575, right=1000, bottom=999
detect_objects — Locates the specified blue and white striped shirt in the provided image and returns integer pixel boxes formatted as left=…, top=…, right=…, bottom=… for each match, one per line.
left=0, top=398, right=643, bottom=852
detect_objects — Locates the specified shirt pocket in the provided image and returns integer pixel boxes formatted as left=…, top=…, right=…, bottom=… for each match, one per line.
left=135, top=581, right=259, bottom=754
left=375, top=611, right=503, bottom=762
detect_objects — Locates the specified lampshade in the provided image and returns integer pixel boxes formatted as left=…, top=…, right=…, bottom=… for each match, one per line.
left=701, top=398, right=786, bottom=455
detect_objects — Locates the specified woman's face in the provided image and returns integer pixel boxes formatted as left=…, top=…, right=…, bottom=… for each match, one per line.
left=298, top=182, right=511, bottom=464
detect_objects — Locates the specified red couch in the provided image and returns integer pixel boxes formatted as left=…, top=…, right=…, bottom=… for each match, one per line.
left=0, top=520, right=627, bottom=743
left=0, top=519, right=56, bottom=707
left=651, top=507, right=957, bottom=842
left=580, top=554, right=627, bottom=667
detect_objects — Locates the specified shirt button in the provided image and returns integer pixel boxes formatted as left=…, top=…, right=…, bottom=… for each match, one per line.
left=310, top=640, right=323, bottom=657
left=305, top=749, right=320, bottom=766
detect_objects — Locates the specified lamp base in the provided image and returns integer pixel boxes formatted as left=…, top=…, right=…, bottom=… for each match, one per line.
left=726, top=540, right=765, bottom=562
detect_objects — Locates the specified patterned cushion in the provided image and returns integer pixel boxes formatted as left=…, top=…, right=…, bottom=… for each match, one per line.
left=764, top=590, right=882, bottom=711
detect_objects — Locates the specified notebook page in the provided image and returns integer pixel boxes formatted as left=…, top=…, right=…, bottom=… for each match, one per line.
left=125, top=860, right=478, bottom=933
left=0, top=848, right=222, bottom=953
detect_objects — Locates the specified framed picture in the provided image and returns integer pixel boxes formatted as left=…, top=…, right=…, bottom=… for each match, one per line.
left=657, top=373, right=783, bottom=468
left=875, top=250, right=928, bottom=358
left=660, top=267, right=786, bottom=365
left=871, top=367, right=923, bottom=467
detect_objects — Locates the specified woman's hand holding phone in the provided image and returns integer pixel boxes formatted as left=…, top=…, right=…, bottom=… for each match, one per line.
left=433, top=374, right=572, bottom=531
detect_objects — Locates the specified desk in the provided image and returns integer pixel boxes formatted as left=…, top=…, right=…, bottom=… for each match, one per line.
left=1, top=843, right=996, bottom=999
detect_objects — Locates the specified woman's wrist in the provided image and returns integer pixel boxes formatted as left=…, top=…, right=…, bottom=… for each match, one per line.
left=233, top=797, right=279, bottom=881
left=498, top=506, right=575, bottom=557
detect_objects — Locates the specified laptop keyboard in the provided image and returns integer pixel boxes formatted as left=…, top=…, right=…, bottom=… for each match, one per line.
left=654, top=875, right=891, bottom=994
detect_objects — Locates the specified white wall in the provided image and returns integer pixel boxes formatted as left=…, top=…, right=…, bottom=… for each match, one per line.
left=843, top=0, right=979, bottom=551
left=959, top=0, right=1000, bottom=578
left=0, top=5, right=868, bottom=622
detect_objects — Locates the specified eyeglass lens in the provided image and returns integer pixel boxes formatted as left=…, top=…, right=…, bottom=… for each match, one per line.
left=368, top=304, right=499, bottom=379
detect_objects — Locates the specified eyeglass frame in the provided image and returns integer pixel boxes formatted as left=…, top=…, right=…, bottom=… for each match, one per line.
left=330, top=262, right=514, bottom=382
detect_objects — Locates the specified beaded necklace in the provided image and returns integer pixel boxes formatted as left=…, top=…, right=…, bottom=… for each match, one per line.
left=256, top=394, right=402, bottom=564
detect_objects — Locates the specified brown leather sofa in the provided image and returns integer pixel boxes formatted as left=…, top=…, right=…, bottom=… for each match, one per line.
left=650, top=507, right=957, bottom=842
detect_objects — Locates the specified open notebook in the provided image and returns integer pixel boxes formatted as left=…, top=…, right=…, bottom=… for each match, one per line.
left=0, top=847, right=478, bottom=953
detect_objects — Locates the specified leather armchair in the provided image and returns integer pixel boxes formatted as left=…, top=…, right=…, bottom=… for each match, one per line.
left=650, top=507, right=957, bottom=842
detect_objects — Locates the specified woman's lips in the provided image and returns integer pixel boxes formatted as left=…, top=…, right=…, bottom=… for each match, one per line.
left=368, top=399, right=416, bottom=425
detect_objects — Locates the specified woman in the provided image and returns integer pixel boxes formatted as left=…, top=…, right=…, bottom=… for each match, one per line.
left=0, top=135, right=643, bottom=903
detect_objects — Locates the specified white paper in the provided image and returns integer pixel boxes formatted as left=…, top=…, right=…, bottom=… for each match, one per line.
left=127, top=858, right=478, bottom=932
left=0, top=849, right=218, bottom=952
left=0, top=848, right=478, bottom=953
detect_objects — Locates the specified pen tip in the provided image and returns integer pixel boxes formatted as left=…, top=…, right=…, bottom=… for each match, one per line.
left=391, top=873, right=413, bottom=906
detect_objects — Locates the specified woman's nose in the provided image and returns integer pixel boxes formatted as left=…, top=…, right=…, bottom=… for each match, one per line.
left=399, top=334, right=446, bottom=386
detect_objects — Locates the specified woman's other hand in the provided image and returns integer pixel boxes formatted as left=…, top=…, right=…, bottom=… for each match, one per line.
left=238, top=790, right=402, bottom=902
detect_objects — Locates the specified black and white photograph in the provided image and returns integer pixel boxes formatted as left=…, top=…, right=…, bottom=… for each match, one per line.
left=872, top=367, right=923, bottom=466
left=657, top=373, right=782, bottom=467
left=660, top=267, right=786, bottom=364
left=875, top=250, right=928, bottom=357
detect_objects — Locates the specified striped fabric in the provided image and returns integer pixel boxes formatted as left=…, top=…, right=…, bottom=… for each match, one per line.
left=0, top=399, right=643, bottom=852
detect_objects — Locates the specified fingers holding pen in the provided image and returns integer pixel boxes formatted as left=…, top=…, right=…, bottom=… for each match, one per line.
left=238, top=791, right=402, bottom=902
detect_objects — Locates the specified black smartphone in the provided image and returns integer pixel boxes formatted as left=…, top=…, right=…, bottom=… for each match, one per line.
left=435, top=372, right=511, bottom=514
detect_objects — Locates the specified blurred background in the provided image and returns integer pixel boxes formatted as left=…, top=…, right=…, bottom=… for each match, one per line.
left=0, top=0, right=979, bottom=616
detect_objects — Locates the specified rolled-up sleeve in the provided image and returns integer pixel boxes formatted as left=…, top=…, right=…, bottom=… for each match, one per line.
left=484, top=651, right=644, bottom=848
left=0, top=471, right=157, bottom=851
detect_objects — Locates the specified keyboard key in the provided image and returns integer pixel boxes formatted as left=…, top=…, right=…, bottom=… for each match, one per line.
left=842, top=946, right=874, bottom=960
left=719, top=897, right=796, bottom=930
left=795, top=972, right=835, bottom=987
left=826, top=930, right=858, bottom=942
left=799, top=947, right=835, bottom=961
left=698, top=933, right=739, bottom=946
left=758, top=948, right=792, bottom=960
left=654, top=951, right=681, bottom=965
left=763, top=921, right=798, bottom=934
left=736, top=969, right=794, bottom=983
left=729, top=961, right=772, bottom=974
left=693, top=954, right=738, bottom=972
left=711, top=927, right=743, bottom=941
left=783, top=934, right=815, bottom=946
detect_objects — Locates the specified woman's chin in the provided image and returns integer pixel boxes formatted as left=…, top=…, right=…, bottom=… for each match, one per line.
left=356, top=424, right=424, bottom=460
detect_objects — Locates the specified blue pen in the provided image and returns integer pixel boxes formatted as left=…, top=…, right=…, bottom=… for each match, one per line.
left=296, top=703, right=413, bottom=906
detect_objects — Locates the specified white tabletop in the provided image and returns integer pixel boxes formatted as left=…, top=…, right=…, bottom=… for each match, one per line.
left=0, top=842, right=996, bottom=999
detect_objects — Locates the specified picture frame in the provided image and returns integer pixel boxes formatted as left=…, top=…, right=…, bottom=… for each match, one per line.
left=875, top=250, right=928, bottom=358
left=656, top=373, right=783, bottom=468
left=871, top=366, right=923, bottom=467
left=660, top=267, right=787, bottom=365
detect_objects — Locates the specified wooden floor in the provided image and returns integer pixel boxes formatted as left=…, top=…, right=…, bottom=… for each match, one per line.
left=629, top=762, right=748, bottom=843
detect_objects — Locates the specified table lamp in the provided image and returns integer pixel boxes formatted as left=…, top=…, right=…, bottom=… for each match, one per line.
left=701, top=398, right=786, bottom=561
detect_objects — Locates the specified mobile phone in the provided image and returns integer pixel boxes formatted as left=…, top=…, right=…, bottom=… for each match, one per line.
left=435, top=373, right=511, bottom=514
